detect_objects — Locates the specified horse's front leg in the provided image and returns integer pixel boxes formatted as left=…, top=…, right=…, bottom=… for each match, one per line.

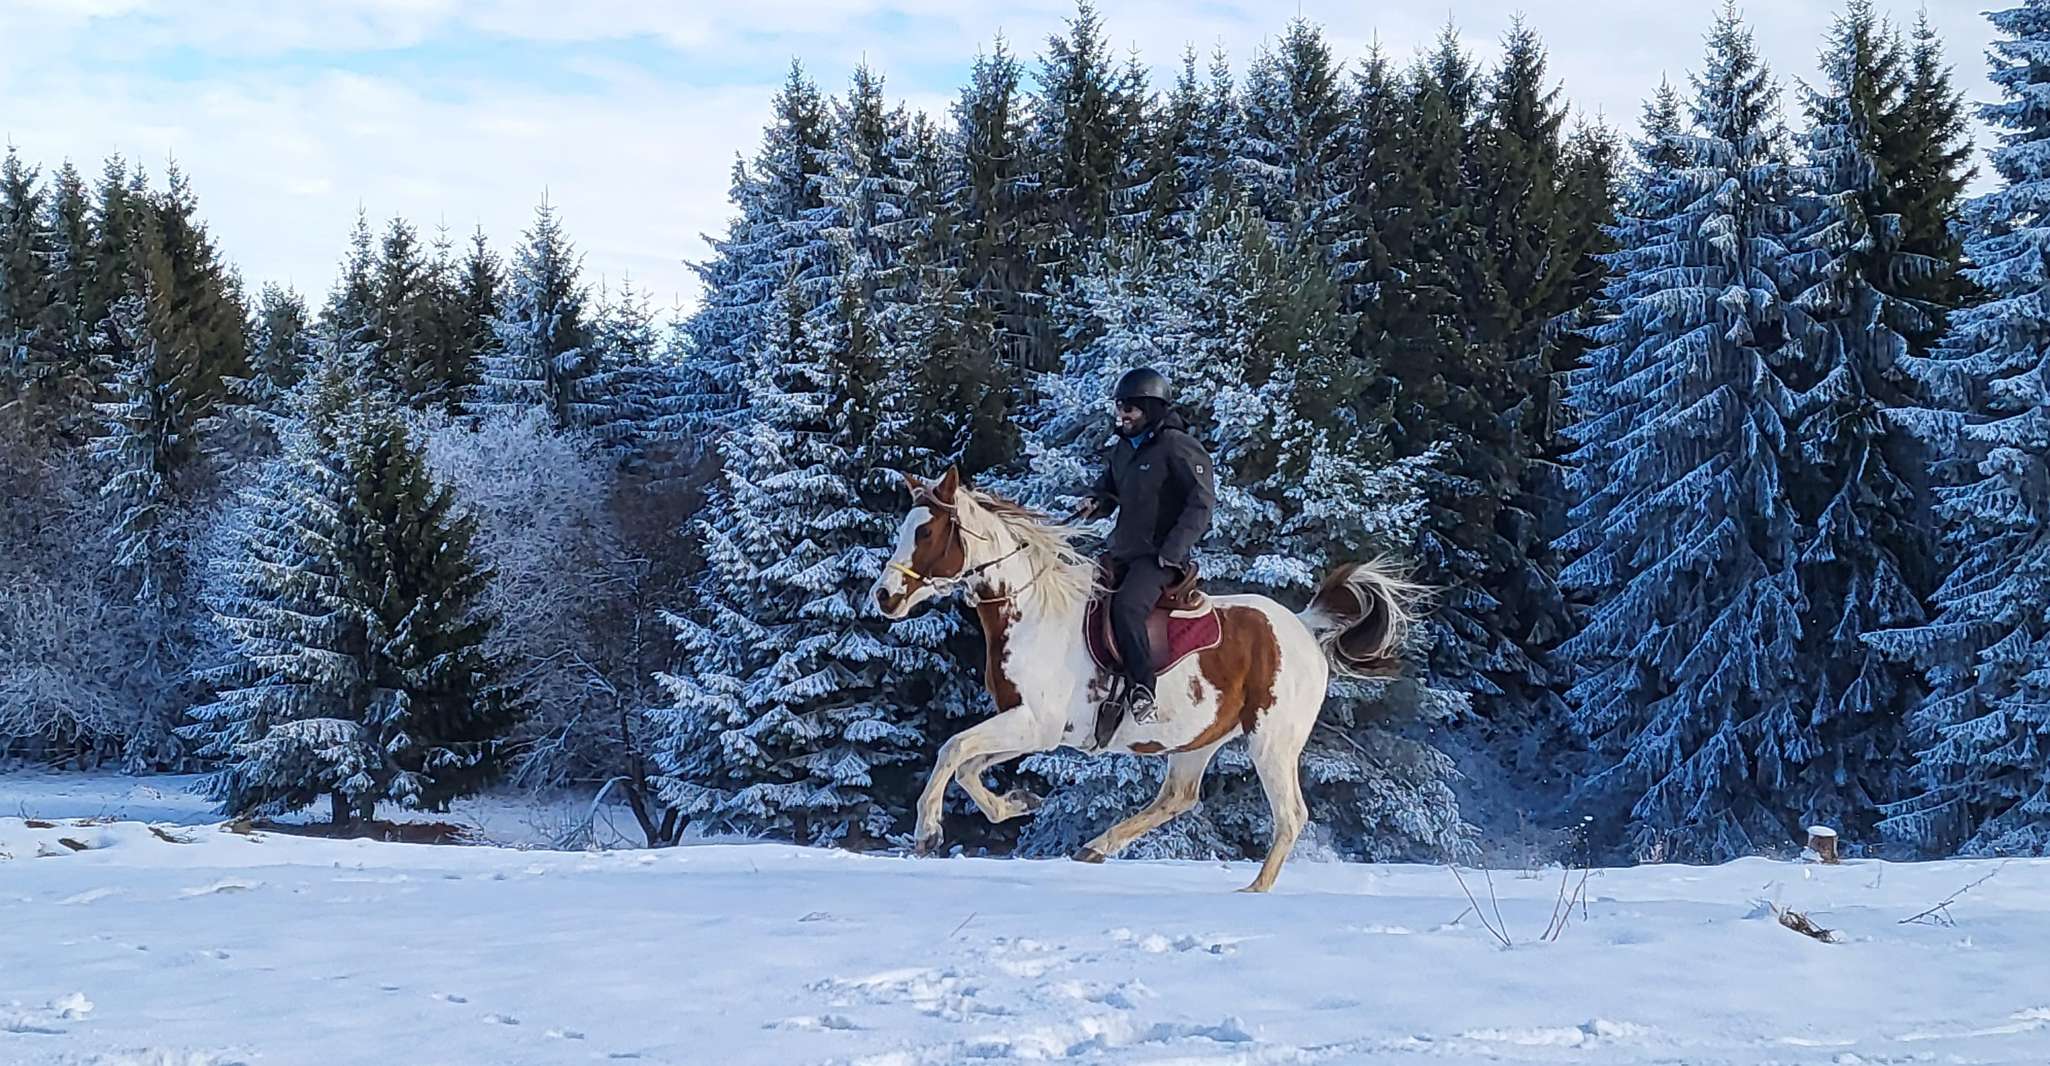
left=914, top=706, right=1057, bottom=855
left=953, top=751, right=1042, bottom=823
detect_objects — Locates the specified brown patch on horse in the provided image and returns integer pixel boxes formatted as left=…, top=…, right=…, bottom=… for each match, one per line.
left=1156, top=606, right=1279, bottom=753
left=898, top=501, right=968, bottom=598
left=974, top=599, right=1024, bottom=711
left=1128, top=741, right=1166, bottom=754
left=1187, top=673, right=1206, bottom=704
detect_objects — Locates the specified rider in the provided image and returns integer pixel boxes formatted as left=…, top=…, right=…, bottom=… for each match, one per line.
left=1075, top=367, right=1216, bottom=723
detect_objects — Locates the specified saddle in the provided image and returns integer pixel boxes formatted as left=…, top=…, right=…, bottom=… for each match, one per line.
left=1082, top=560, right=1221, bottom=675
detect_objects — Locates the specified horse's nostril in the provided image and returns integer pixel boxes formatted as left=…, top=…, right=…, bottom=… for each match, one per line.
left=875, top=587, right=892, bottom=609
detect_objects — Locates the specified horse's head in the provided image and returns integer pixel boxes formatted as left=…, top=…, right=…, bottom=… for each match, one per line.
left=872, top=466, right=973, bottom=619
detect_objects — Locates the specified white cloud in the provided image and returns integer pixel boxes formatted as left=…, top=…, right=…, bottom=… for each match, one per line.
left=0, top=1, right=2005, bottom=318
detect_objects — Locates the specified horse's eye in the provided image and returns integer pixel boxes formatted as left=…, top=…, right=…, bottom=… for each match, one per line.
left=915, top=526, right=930, bottom=541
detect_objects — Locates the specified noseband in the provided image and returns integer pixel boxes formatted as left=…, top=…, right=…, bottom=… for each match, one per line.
left=888, top=492, right=1035, bottom=604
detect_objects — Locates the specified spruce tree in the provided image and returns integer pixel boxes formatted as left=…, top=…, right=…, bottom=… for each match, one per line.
left=1891, top=12, right=1976, bottom=353
left=92, top=283, right=181, bottom=609
left=184, top=343, right=515, bottom=824
left=0, top=149, right=51, bottom=409
left=1779, top=0, right=1932, bottom=839
left=889, top=114, right=1013, bottom=475
left=586, top=275, right=678, bottom=463
left=145, top=163, right=248, bottom=415
left=84, top=157, right=144, bottom=346
left=324, top=210, right=378, bottom=338
left=475, top=198, right=599, bottom=431
left=678, top=61, right=835, bottom=443
left=952, top=38, right=1054, bottom=384
left=1359, top=29, right=1540, bottom=737
left=1864, top=0, right=2050, bottom=857
left=647, top=272, right=927, bottom=846
left=367, top=216, right=437, bottom=404
left=209, top=282, right=314, bottom=463
left=17, top=160, right=96, bottom=429
left=1029, top=0, right=1129, bottom=252
left=1557, top=7, right=1812, bottom=862
left=1232, top=19, right=1349, bottom=238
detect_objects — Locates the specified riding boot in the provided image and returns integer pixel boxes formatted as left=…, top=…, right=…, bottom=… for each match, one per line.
left=1125, top=682, right=1159, bottom=724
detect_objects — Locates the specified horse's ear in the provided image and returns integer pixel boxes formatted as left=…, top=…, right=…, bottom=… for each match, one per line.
left=932, top=466, right=961, bottom=505
left=899, top=470, right=923, bottom=497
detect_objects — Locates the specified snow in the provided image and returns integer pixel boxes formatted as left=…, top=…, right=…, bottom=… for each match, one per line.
left=5, top=774, right=2050, bottom=1065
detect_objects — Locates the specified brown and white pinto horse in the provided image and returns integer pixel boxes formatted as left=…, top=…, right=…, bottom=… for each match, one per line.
left=871, top=467, right=1424, bottom=893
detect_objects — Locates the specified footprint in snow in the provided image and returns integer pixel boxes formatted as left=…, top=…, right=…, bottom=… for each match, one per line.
left=766, top=1014, right=864, bottom=1032
left=433, top=993, right=469, bottom=1004
left=484, top=1013, right=519, bottom=1026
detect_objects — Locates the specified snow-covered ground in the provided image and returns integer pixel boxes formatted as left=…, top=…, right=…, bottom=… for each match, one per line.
left=4, top=774, right=2048, bottom=1065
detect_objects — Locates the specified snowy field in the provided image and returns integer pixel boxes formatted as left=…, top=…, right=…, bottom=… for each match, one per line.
left=4, top=774, right=2049, bottom=1066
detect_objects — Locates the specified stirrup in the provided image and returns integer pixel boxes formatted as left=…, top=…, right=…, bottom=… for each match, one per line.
left=1126, top=686, right=1159, bottom=725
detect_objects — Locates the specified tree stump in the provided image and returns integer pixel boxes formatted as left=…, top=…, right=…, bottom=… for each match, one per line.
left=1806, top=825, right=1840, bottom=864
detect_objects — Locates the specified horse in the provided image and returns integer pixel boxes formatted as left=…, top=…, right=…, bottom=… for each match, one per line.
left=869, top=466, right=1426, bottom=893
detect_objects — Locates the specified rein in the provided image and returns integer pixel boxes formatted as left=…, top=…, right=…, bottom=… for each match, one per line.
left=888, top=494, right=1091, bottom=606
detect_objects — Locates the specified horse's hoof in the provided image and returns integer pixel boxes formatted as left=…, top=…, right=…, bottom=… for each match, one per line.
left=912, top=831, right=943, bottom=857
left=1237, top=883, right=1270, bottom=894
left=1006, top=790, right=1044, bottom=817
left=1073, top=846, right=1106, bottom=864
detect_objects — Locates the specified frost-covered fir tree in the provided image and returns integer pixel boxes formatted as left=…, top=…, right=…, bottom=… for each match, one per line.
left=1119, top=47, right=1207, bottom=238
left=1012, top=198, right=1465, bottom=861
left=649, top=65, right=995, bottom=847
left=676, top=62, right=835, bottom=445
left=1232, top=19, right=1349, bottom=238
left=888, top=114, right=1014, bottom=476
left=7, top=156, right=97, bottom=427
left=85, top=157, right=146, bottom=348
left=1893, top=12, right=1976, bottom=354
left=1779, top=0, right=1935, bottom=838
left=1864, top=0, right=2050, bottom=857
left=204, top=282, right=314, bottom=469
left=323, top=210, right=377, bottom=337
left=368, top=217, right=435, bottom=402
left=92, top=285, right=182, bottom=609
left=474, top=199, right=599, bottom=431
left=1558, top=7, right=1813, bottom=862
left=1028, top=1, right=1132, bottom=250
left=949, top=37, right=1049, bottom=389
left=447, top=227, right=502, bottom=399
left=647, top=272, right=932, bottom=846
left=584, top=276, right=682, bottom=465
left=183, top=342, right=515, bottom=824
left=0, top=149, right=52, bottom=408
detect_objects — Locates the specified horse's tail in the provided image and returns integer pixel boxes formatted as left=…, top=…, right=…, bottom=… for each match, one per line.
left=1297, top=558, right=1431, bottom=679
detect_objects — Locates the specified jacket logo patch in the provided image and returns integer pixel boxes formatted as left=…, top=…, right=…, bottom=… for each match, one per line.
left=1139, top=464, right=1151, bottom=471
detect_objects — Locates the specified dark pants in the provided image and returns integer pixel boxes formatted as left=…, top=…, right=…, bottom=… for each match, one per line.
left=1109, top=557, right=1177, bottom=696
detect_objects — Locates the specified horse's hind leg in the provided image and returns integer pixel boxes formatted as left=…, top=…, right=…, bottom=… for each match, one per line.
left=1074, top=744, right=1219, bottom=863
left=1242, top=718, right=1312, bottom=893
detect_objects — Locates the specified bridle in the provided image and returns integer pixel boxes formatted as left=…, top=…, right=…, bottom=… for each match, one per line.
left=887, top=492, right=1072, bottom=606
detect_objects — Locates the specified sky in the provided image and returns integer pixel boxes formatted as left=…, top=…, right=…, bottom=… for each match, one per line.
left=0, top=1, right=2004, bottom=319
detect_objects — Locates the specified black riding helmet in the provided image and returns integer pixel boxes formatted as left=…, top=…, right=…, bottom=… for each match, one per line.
left=1113, top=367, right=1170, bottom=404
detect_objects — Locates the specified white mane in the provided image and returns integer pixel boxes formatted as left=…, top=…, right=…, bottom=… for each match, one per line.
left=950, top=489, right=1098, bottom=616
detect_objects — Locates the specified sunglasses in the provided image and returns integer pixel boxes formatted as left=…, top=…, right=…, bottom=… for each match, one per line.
left=1114, top=400, right=1142, bottom=414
